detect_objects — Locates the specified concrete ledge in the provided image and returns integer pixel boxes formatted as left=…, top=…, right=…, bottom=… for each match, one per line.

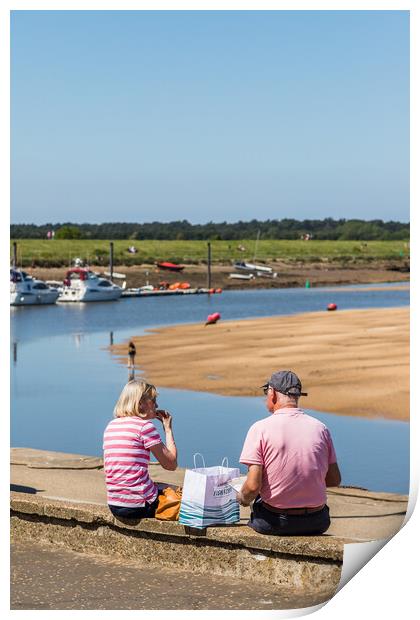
left=10, top=493, right=348, bottom=560
left=11, top=448, right=103, bottom=470
left=10, top=448, right=408, bottom=594
left=11, top=493, right=343, bottom=592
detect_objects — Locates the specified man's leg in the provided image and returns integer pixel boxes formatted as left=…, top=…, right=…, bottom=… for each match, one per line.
left=248, top=501, right=331, bottom=536
left=247, top=497, right=288, bottom=535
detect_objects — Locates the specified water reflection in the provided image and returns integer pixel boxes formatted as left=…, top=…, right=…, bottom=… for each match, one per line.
left=12, top=341, right=18, bottom=366
left=72, top=333, right=84, bottom=348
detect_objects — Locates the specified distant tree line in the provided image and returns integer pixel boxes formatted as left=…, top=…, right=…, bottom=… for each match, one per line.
left=10, top=218, right=410, bottom=241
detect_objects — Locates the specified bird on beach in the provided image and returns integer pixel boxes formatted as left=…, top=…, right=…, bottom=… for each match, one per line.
left=205, top=312, right=221, bottom=326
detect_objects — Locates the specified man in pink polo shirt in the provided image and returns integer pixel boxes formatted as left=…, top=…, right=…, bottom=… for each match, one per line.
left=238, top=370, right=341, bottom=536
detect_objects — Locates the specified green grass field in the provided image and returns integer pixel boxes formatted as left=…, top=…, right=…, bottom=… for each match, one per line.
left=10, top=239, right=410, bottom=268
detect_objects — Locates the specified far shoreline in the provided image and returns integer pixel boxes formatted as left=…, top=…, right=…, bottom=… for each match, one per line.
left=25, top=261, right=409, bottom=292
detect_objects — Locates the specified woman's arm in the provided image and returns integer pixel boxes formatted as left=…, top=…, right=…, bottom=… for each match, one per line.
left=151, top=410, right=177, bottom=471
left=150, top=442, right=177, bottom=471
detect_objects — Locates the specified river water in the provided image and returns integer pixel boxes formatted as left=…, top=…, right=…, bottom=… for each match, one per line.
left=10, top=283, right=409, bottom=494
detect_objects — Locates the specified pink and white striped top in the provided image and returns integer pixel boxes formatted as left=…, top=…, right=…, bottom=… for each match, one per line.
left=103, top=416, right=162, bottom=507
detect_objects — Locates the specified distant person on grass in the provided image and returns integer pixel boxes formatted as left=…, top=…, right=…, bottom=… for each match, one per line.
left=103, top=380, right=177, bottom=520
left=238, top=370, right=341, bottom=536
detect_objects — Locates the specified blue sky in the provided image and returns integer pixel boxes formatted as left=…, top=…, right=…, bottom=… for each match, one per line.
left=10, top=10, right=409, bottom=224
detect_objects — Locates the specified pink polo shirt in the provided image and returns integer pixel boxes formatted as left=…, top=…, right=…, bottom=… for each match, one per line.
left=240, top=408, right=337, bottom=509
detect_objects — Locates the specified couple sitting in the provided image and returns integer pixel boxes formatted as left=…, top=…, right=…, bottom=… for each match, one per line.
left=103, top=372, right=341, bottom=536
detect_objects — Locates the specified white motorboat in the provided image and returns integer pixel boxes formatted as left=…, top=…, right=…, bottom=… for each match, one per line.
left=57, top=268, right=122, bottom=302
left=10, top=269, right=60, bottom=306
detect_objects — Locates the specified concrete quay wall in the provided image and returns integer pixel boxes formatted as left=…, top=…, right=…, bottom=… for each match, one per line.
left=11, top=449, right=408, bottom=597
left=11, top=493, right=343, bottom=594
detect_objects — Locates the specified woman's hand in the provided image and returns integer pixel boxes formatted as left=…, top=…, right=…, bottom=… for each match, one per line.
left=155, top=409, right=173, bottom=432
left=152, top=409, right=177, bottom=471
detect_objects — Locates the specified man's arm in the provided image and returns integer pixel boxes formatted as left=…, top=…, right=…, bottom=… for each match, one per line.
left=325, top=462, right=341, bottom=487
left=238, top=464, right=263, bottom=506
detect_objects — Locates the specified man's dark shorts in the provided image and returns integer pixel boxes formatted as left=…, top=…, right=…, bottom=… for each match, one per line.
left=249, top=497, right=331, bottom=536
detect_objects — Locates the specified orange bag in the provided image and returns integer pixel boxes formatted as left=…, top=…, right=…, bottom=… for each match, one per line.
left=155, top=486, right=183, bottom=521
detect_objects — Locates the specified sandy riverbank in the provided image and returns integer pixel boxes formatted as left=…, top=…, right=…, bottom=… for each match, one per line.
left=110, top=307, right=409, bottom=421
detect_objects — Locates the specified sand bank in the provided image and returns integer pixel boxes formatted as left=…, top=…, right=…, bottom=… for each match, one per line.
left=110, top=307, right=409, bottom=421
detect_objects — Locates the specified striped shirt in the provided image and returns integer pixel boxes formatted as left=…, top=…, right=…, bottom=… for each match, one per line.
left=103, top=416, right=162, bottom=507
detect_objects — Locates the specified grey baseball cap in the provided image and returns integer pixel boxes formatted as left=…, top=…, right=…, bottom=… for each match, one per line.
left=262, top=370, right=308, bottom=397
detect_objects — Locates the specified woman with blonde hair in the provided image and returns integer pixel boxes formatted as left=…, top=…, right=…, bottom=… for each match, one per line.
left=103, top=379, right=177, bottom=519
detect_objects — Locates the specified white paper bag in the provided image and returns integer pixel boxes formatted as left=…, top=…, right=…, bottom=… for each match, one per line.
left=179, top=454, right=240, bottom=529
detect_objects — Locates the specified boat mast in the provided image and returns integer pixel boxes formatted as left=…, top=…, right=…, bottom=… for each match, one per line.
left=252, top=229, right=261, bottom=263
left=207, top=242, right=212, bottom=289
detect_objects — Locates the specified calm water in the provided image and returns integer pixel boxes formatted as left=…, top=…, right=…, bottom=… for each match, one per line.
left=10, top=284, right=409, bottom=494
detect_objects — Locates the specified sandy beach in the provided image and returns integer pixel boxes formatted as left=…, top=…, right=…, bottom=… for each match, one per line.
left=110, top=307, right=409, bottom=421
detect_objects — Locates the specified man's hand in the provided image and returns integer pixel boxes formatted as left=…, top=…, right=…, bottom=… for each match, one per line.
left=236, top=490, right=248, bottom=507
left=239, top=464, right=263, bottom=505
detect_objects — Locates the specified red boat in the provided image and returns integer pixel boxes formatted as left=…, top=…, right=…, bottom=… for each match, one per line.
left=156, top=261, right=185, bottom=272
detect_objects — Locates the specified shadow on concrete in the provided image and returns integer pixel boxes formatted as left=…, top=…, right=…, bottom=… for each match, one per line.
left=331, top=512, right=406, bottom=519
left=113, top=517, right=142, bottom=526
left=11, top=484, right=42, bottom=495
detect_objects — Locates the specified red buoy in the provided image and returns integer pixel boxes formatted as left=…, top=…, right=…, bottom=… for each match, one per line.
left=215, top=288, right=223, bottom=294
left=327, top=303, right=337, bottom=311
left=205, top=312, right=221, bottom=326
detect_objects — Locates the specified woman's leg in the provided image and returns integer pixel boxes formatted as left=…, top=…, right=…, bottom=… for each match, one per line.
left=142, top=494, right=160, bottom=518
left=109, top=493, right=161, bottom=520
left=109, top=505, right=149, bottom=519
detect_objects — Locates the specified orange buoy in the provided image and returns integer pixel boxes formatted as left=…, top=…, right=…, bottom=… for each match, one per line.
left=215, top=288, right=223, bottom=293
left=327, top=303, right=337, bottom=311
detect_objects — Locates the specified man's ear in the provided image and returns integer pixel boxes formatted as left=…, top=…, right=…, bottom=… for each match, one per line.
left=271, top=389, right=277, bottom=404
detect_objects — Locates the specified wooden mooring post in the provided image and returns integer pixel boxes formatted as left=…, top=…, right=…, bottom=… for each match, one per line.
left=207, top=242, right=212, bottom=290
left=109, top=242, right=114, bottom=282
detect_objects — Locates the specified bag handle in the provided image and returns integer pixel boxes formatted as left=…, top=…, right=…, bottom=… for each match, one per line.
left=193, top=453, right=206, bottom=469
left=221, top=457, right=229, bottom=468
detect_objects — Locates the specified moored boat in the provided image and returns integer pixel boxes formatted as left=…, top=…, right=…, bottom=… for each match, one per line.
left=102, top=271, right=126, bottom=280
left=10, top=269, right=60, bottom=306
left=233, top=261, right=277, bottom=278
left=57, top=268, right=122, bottom=302
left=156, top=261, right=185, bottom=272
left=228, top=273, right=255, bottom=280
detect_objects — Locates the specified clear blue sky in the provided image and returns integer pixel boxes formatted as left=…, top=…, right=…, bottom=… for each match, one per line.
left=10, top=10, right=409, bottom=224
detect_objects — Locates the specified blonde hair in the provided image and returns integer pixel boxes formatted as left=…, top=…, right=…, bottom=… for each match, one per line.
left=113, top=379, right=157, bottom=419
